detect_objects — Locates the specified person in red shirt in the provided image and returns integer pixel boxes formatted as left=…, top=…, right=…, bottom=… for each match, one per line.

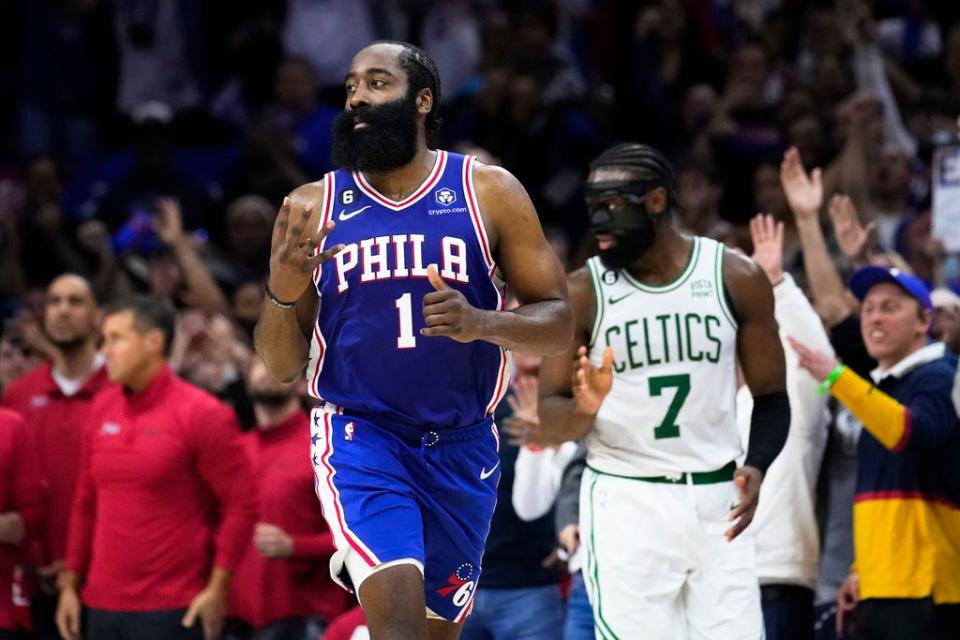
left=0, top=408, right=44, bottom=640
left=227, top=356, right=350, bottom=638
left=55, top=296, right=257, bottom=640
left=0, top=274, right=112, bottom=640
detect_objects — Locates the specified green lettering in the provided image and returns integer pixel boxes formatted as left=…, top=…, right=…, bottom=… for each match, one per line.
left=656, top=314, right=672, bottom=364
left=604, top=325, right=626, bottom=373
left=649, top=374, right=691, bottom=439
left=674, top=313, right=684, bottom=362
left=684, top=313, right=703, bottom=362
left=642, top=318, right=661, bottom=366
left=624, top=320, right=642, bottom=370
left=705, top=315, right=722, bottom=363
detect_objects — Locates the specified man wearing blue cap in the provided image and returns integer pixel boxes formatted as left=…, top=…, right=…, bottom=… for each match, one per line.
left=790, top=266, right=960, bottom=640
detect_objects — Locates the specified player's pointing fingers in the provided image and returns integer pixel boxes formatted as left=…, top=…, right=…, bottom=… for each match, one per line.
left=272, top=197, right=290, bottom=245
left=288, top=201, right=314, bottom=241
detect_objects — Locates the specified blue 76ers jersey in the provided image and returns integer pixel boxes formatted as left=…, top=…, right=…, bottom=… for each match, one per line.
left=306, top=151, right=510, bottom=431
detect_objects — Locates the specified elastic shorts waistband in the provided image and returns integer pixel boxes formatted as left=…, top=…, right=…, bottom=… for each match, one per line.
left=313, top=401, right=494, bottom=445
left=586, top=460, right=737, bottom=485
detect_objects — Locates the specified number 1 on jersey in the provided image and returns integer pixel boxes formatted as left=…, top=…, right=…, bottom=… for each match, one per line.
left=395, top=293, right=417, bottom=349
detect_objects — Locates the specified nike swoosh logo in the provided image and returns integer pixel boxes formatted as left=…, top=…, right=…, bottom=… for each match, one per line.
left=607, top=292, right=634, bottom=305
left=480, top=462, right=500, bottom=480
left=338, top=205, right=371, bottom=221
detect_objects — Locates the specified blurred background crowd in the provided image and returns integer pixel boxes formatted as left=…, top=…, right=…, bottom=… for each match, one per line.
left=1, top=0, right=960, bottom=639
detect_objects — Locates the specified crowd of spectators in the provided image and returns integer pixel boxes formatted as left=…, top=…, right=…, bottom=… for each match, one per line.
left=1, top=0, right=960, bottom=639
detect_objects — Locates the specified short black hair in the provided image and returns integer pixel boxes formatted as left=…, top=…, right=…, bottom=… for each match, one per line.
left=105, top=295, right=176, bottom=356
left=370, top=40, right=443, bottom=135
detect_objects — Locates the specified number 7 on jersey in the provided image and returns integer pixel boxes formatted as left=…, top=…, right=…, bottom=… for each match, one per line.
left=649, top=374, right=690, bottom=439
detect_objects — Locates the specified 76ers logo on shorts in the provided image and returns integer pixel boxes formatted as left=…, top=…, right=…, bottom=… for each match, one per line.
left=435, top=187, right=457, bottom=206
left=436, top=563, right=476, bottom=607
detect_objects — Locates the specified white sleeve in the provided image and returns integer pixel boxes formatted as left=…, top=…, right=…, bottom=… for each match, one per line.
left=512, top=442, right=579, bottom=522
left=774, top=274, right=834, bottom=436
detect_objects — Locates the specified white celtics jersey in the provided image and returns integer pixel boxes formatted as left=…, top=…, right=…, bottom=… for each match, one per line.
left=585, top=237, right=742, bottom=476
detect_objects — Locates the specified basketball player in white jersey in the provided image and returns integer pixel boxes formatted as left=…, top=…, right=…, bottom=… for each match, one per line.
left=538, top=143, right=790, bottom=639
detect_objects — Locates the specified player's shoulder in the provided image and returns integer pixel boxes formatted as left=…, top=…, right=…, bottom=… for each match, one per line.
left=568, top=265, right=593, bottom=295
left=719, top=245, right=769, bottom=294
left=469, top=160, right=536, bottom=232
left=567, top=266, right=597, bottom=332
left=470, top=160, right=524, bottom=196
left=288, top=178, right=330, bottom=209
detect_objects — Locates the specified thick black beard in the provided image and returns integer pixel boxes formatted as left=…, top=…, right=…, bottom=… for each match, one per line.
left=331, top=93, right=419, bottom=173
left=249, top=390, right=295, bottom=407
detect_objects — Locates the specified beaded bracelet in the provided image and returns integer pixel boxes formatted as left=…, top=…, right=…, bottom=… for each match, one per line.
left=817, top=363, right=845, bottom=395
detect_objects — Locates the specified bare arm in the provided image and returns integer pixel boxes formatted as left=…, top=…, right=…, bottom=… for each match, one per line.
left=254, top=184, right=342, bottom=382
left=426, top=163, right=573, bottom=355
left=75, top=220, right=132, bottom=302
left=821, top=94, right=879, bottom=212
left=723, top=250, right=789, bottom=539
left=155, top=198, right=231, bottom=317
left=537, top=268, right=609, bottom=444
left=726, top=252, right=786, bottom=400
left=781, top=147, right=853, bottom=327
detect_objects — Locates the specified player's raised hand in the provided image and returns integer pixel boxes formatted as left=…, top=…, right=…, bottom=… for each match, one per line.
left=725, top=465, right=763, bottom=541
left=571, top=345, right=613, bottom=415
left=421, top=264, right=486, bottom=343
left=780, top=146, right=822, bottom=220
left=268, top=197, right=344, bottom=303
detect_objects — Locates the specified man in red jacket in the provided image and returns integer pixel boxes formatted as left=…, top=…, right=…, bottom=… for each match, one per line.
left=0, top=274, right=112, bottom=640
left=0, top=408, right=44, bottom=640
left=227, top=356, right=350, bottom=638
left=55, top=296, right=257, bottom=640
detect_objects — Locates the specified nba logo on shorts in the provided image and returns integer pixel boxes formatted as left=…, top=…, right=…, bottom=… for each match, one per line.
left=435, top=187, right=457, bottom=206
left=344, top=422, right=355, bottom=441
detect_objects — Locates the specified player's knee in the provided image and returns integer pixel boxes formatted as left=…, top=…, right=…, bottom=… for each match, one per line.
left=358, top=563, right=429, bottom=638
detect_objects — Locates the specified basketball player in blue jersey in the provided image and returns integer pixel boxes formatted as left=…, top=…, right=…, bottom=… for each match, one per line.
left=537, top=143, right=791, bottom=639
left=254, top=41, right=573, bottom=640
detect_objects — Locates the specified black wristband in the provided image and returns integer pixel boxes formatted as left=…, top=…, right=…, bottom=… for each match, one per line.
left=265, top=283, right=296, bottom=309
left=744, top=390, right=791, bottom=475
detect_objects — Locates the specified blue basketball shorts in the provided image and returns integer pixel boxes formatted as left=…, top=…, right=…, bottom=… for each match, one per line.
left=309, top=404, right=501, bottom=622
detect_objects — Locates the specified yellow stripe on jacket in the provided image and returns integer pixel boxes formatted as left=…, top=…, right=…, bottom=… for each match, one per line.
left=830, top=368, right=909, bottom=451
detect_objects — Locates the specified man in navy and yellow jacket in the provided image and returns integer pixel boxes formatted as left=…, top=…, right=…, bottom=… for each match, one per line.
left=790, top=266, right=960, bottom=640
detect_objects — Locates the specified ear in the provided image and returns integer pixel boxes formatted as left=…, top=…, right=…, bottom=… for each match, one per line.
left=145, top=328, right=167, bottom=357
left=919, top=307, right=934, bottom=335
left=645, top=186, right=669, bottom=216
left=417, top=88, right=433, bottom=116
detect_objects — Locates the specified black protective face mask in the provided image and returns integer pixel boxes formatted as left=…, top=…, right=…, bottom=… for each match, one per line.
left=331, top=91, right=420, bottom=173
left=584, top=180, right=659, bottom=269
